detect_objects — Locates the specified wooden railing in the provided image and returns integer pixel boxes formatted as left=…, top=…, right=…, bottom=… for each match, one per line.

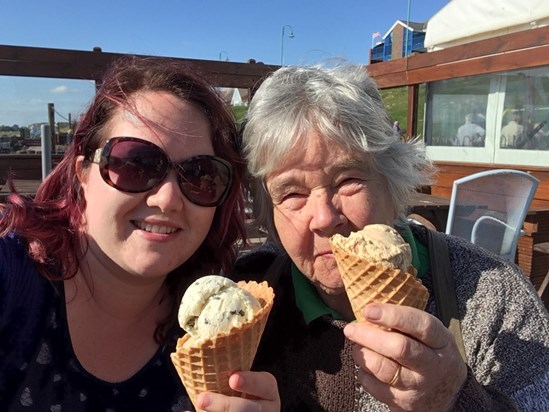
left=0, top=45, right=278, bottom=89
left=367, top=25, right=549, bottom=88
left=431, top=162, right=549, bottom=208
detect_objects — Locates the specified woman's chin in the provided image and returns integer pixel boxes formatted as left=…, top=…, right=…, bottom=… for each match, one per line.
left=316, top=280, right=347, bottom=297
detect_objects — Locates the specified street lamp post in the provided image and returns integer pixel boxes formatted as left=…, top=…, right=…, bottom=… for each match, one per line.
left=280, top=25, right=295, bottom=66
left=219, top=50, right=229, bottom=61
left=404, top=0, right=411, bottom=57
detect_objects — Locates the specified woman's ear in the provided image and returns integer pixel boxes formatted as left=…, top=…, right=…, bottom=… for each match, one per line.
left=75, top=156, right=89, bottom=188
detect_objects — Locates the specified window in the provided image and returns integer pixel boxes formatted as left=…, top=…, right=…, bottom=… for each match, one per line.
left=424, top=66, right=549, bottom=167
left=425, top=74, right=490, bottom=148
left=499, top=70, right=549, bottom=151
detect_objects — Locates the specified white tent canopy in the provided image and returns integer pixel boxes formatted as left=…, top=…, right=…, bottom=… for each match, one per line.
left=425, top=0, right=549, bottom=50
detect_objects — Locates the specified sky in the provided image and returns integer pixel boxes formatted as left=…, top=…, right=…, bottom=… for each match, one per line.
left=0, top=0, right=450, bottom=126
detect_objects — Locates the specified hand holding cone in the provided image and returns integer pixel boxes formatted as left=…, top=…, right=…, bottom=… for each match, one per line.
left=170, top=280, right=274, bottom=411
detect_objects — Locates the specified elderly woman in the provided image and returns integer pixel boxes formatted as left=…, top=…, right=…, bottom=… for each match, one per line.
left=234, top=64, right=549, bottom=411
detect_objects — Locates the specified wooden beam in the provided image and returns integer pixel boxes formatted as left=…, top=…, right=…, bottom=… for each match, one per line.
left=406, top=85, right=418, bottom=138
left=0, top=45, right=277, bottom=88
left=366, top=58, right=407, bottom=78
left=407, top=45, right=549, bottom=85
left=408, top=25, right=549, bottom=69
left=369, top=71, right=408, bottom=89
left=368, top=26, right=549, bottom=89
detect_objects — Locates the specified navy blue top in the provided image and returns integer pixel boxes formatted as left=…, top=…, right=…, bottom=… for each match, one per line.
left=0, top=234, right=192, bottom=411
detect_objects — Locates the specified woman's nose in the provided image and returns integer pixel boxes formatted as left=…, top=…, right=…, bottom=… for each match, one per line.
left=147, top=170, right=185, bottom=213
left=308, top=190, right=346, bottom=233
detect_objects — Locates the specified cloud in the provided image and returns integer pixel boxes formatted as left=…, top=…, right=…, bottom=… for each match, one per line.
left=50, top=85, right=69, bottom=94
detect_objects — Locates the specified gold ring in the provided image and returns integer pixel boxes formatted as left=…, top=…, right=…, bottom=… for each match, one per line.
left=388, top=365, right=401, bottom=386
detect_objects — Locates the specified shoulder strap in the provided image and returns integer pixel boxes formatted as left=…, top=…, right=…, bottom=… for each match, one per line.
left=426, top=229, right=468, bottom=363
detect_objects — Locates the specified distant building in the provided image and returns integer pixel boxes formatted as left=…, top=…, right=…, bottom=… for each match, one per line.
left=0, top=136, right=11, bottom=153
left=19, top=127, right=30, bottom=139
left=218, top=88, right=249, bottom=107
left=29, top=123, right=47, bottom=138
left=370, top=20, right=427, bottom=63
left=22, top=138, right=41, bottom=147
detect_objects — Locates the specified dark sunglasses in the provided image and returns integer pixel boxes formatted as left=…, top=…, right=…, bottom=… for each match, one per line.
left=91, top=137, right=233, bottom=207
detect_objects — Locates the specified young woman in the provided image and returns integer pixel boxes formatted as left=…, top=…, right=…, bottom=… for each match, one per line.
left=0, top=56, right=279, bottom=411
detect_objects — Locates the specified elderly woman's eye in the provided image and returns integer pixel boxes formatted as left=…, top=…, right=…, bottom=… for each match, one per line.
left=274, top=191, right=308, bottom=209
left=337, top=177, right=368, bottom=193
left=270, top=191, right=295, bottom=205
left=339, top=177, right=365, bottom=186
left=281, top=192, right=305, bottom=202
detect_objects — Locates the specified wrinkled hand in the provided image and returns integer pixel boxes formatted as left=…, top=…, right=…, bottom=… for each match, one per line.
left=343, top=303, right=467, bottom=411
left=193, top=371, right=280, bottom=412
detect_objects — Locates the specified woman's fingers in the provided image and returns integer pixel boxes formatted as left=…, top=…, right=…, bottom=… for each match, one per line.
left=350, top=344, right=404, bottom=385
left=359, top=303, right=450, bottom=351
left=195, top=371, right=280, bottom=412
left=229, top=371, right=279, bottom=402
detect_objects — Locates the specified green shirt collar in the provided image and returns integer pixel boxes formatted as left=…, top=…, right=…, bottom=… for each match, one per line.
left=291, top=263, right=344, bottom=323
left=398, top=224, right=429, bottom=279
left=292, top=225, right=429, bottom=324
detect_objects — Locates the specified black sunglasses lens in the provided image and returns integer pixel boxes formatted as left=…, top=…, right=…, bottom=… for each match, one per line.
left=178, top=157, right=231, bottom=206
left=107, top=140, right=168, bottom=192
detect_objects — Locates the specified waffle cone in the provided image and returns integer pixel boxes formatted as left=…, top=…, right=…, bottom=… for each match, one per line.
left=332, top=246, right=428, bottom=322
left=170, top=281, right=274, bottom=411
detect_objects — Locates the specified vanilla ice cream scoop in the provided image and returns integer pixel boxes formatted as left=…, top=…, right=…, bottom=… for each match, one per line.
left=178, top=275, right=262, bottom=342
left=330, top=224, right=412, bottom=272
left=329, top=224, right=427, bottom=320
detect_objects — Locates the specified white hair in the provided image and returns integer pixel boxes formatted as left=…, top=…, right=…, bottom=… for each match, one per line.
left=242, top=64, right=434, bottom=238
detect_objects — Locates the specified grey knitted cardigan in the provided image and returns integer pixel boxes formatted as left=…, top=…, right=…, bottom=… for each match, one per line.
left=233, top=224, right=549, bottom=411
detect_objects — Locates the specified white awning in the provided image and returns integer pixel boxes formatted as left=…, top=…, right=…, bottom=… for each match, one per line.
left=424, top=0, right=549, bottom=50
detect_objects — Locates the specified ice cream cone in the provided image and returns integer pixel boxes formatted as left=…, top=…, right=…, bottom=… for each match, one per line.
left=331, top=245, right=428, bottom=322
left=170, top=281, right=274, bottom=411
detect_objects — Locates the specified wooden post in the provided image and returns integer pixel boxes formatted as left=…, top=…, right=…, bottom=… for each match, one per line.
left=48, top=103, right=56, bottom=150
left=407, top=84, right=418, bottom=138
